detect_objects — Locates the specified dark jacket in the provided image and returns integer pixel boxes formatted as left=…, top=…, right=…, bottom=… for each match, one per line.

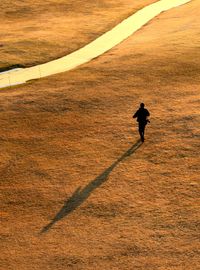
left=133, top=108, right=150, bottom=124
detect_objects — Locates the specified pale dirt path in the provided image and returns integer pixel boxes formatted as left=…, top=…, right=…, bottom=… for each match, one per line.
left=0, top=0, right=191, bottom=89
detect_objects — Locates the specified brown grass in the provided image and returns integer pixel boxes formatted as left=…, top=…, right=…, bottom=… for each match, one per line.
left=0, top=0, right=157, bottom=70
left=0, top=1, right=200, bottom=270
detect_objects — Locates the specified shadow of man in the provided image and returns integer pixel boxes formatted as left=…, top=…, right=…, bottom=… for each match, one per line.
left=41, top=140, right=142, bottom=233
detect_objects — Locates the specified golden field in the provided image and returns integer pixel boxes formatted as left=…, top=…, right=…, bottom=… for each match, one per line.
left=0, top=0, right=157, bottom=70
left=0, top=0, right=199, bottom=269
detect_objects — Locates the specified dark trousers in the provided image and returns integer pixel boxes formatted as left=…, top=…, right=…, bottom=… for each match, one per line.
left=138, top=122, right=146, bottom=142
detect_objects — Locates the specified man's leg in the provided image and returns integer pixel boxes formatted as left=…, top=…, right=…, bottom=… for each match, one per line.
left=139, top=123, right=145, bottom=142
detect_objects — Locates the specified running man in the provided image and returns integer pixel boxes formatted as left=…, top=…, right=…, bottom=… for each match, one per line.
left=133, top=103, right=150, bottom=142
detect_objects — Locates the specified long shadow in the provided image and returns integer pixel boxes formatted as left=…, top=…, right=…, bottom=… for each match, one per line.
left=41, top=140, right=142, bottom=233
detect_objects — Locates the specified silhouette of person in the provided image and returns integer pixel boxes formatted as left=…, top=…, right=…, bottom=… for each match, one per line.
left=133, top=103, right=150, bottom=142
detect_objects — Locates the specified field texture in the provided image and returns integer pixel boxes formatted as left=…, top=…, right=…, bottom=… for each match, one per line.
left=0, top=0, right=157, bottom=70
left=0, top=1, right=199, bottom=270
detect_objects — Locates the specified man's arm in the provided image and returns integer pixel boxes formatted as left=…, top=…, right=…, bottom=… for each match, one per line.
left=133, top=110, right=138, bottom=118
left=146, top=109, right=150, bottom=123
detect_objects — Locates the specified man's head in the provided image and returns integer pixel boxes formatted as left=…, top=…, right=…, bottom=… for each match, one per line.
left=140, top=103, right=145, bottom=108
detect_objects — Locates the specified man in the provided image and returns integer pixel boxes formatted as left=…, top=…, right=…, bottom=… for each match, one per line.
left=133, top=103, right=150, bottom=142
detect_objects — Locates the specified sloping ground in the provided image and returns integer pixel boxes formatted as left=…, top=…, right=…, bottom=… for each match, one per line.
left=0, top=0, right=190, bottom=88
left=0, top=0, right=157, bottom=70
left=0, top=1, right=199, bottom=270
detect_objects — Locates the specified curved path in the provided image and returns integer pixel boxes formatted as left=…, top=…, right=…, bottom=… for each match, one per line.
left=0, top=0, right=191, bottom=89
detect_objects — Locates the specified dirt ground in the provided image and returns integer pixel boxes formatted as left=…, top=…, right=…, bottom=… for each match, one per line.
left=0, top=0, right=200, bottom=270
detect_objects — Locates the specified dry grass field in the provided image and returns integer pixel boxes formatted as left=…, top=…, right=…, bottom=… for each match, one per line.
left=0, top=0, right=157, bottom=70
left=0, top=0, right=200, bottom=270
